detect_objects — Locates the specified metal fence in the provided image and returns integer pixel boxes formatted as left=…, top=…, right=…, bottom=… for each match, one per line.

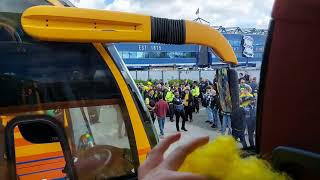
left=129, top=69, right=261, bottom=82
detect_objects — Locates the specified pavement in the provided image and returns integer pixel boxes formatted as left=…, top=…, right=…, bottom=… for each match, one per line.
left=153, top=107, right=230, bottom=156
left=152, top=106, right=255, bottom=156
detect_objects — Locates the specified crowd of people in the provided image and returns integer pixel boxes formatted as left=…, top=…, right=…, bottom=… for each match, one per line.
left=138, top=79, right=204, bottom=137
left=137, top=71, right=259, bottom=148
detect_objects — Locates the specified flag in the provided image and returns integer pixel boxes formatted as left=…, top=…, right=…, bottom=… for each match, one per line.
left=195, top=8, right=199, bottom=15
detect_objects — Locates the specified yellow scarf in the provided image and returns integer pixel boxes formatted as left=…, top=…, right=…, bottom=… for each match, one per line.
left=183, top=93, right=189, bottom=106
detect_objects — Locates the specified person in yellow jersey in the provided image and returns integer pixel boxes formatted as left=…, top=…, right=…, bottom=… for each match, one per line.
left=142, top=85, right=149, bottom=99
left=165, top=88, right=175, bottom=122
left=182, top=86, right=194, bottom=122
left=240, top=85, right=254, bottom=108
left=191, top=81, right=200, bottom=113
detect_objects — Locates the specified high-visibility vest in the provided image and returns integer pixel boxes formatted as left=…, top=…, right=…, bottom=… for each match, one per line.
left=191, top=86, right=200, bottom=97
left=165, top=91, right=174, bottom=103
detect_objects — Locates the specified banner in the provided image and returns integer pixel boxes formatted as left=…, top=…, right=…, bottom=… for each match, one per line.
left=242, top=35, right=254, bottom=58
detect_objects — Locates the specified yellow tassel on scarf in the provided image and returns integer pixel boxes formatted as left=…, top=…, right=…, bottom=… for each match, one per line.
left=179, top=136, right=290, bottom=180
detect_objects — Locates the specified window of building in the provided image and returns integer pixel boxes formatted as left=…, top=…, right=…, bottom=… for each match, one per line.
left=167, top=52, right=175, bottom=58
left=174, top=52, right=184, bottom=58
left=148, top=52, right=161, bottom=58
left=122, top=51, right=130, bottom=59
left=129, top=52, right=137, bottom=59
left=118, top=51, right=196, bottom=59
left=229, top=40, right=241, bottom=46
left=255, top=53, right=263, bottom=58
left=137, top=52, right=144, bottom=59
left=159, top=52, right=169, bottom=58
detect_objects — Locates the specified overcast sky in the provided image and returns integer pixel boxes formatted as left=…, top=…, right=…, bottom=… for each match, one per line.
left=70, top=0, right=275, bottom=29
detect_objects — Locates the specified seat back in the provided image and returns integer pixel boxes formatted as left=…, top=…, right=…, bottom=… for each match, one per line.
left=258, top=0, right=320, bottom=156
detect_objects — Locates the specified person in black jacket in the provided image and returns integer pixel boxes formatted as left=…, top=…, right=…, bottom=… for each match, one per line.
left=210, top=90, right=221, bottom=129
left=245, top=98, right=257, bottom=148
left=231, top=99, right=248, bottom=148
left=182, top=87, right=194, bottom=122
left=203, top=88, right=221, bottom=129
left=172, top=90, right=187, bottom=132
left=145, top=89, right=156, bottom=123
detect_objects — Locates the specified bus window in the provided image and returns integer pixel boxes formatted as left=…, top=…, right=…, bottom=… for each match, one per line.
left=70, top=105, right=130, bottom=149
left=68, top=104, right=135, bottom=179
left=0, top=13, right=139, bottom=178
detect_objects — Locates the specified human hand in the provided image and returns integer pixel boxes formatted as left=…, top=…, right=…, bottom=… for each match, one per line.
left=138, top=133, right=209, bottom=180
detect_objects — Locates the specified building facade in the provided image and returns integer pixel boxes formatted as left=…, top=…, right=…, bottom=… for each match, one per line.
left=114, top=27, right=267, bottom=70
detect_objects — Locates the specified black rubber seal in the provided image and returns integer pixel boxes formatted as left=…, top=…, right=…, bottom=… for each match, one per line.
left=151, top=17, right=186, bottom=44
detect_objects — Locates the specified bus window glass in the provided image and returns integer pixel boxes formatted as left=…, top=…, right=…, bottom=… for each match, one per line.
left=0, top=24, right=137, bottom=178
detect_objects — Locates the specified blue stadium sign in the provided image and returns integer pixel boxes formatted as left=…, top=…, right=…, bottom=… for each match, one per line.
left=116, top=43, right=198, bottom=52
left=138, top=44, right=162, bottom=51
left=242, top=35, right=254, bottom=58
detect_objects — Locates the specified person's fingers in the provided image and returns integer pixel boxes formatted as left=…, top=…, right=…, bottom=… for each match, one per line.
left=138, top=133, right=181, bottom=178
left=164, top=171, right=208, bottom=180
left=149, top=133, right=181, bottom=157
left=161, top=136, right=209, bottom=170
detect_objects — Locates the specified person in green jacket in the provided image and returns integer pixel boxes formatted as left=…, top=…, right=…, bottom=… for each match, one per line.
left=191, top=81, right=200, bottom=113
left=165, top=88, right=175, bottom=121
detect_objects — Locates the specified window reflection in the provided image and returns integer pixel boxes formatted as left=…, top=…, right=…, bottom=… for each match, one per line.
left=3, top=104, right=135, bottom=180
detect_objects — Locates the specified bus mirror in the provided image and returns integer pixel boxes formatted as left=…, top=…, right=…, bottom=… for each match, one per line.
left=21, top=6, right=151, bottom=43
left=21, top=6, right=237, bottom=65
left=18, top=122, right=60, bottom=143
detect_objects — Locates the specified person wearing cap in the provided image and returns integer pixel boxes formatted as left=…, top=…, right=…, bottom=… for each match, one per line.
left=143, top=85, right=149, bottom=99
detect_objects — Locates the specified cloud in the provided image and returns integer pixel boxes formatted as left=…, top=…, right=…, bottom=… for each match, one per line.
left=69, top=0, right=275, bottom=28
